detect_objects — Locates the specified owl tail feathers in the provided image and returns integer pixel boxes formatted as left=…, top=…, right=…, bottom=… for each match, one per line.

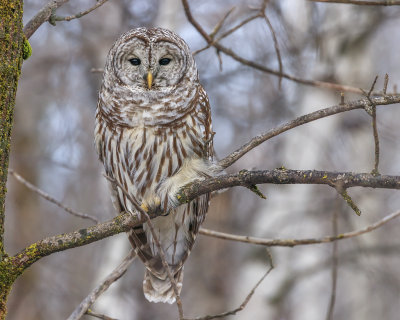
left=143, top=268, right=184, bottom=304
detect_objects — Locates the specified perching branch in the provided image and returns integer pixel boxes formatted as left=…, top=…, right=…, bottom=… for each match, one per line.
left=178, top=169, right=400, bottom=205
left=7, top=167, right=400, bottom=272
left=12, top=212, right=141, bottom=273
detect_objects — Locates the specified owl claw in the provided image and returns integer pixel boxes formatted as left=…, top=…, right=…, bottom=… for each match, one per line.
left=140, top=203, right=149, bottom=213
left=140, top=197, right=167, bottom=216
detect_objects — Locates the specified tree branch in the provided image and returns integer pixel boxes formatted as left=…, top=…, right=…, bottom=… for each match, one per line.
left=178, top=169, right=400, bottom=204
left=218, top=94, right=400, bottom=169
left=51, top=0, right=109, bottom=23
left=182, top=0, right=376, bottom=93
left=183, top=250, right=274, bottom=320
left=11, top=212, right=142, bottom=273
left=23, top=0, right=110, bottom=39
left=310, top=0, right=400, bottom=5
left=199, top=209, right=400, bottom=247
left=9, top=169, right=99, bottom=223
left=23, top=0, right=69, bottom=39
left=68, top=250, right=136, bottom=320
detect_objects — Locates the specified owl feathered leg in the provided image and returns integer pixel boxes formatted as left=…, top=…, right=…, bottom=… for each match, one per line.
left=143, top=267, right=183, bottom=304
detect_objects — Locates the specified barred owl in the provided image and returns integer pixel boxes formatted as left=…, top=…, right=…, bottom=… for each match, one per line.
left=95, top=27, right=216, bottom=304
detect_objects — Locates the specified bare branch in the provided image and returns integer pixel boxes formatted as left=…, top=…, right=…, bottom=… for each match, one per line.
left=310, top=0, right=400, bottom=5
left=336, top=188, right=361, bottom=216
left=199, top=209, right=400, bottom=247
left=52, top=0, right=109, bottom=22
left=9, top=169, right=99, bottom=223
left=182, top=0, right=368, bottom=93
left=24, top=0, right=69, bottom=39
left=183, top=251, right=274, bottom=320
left=68, top=250, right=136, bottom=320
left=23, top=0, right=109, bottom=39
left=218, top=94, right=400, bottom=169
left=325, top=208, right=339, bottom=320
left=193, top=13, right=262, bottom=55
left=261, top=10, right=283, bottom=88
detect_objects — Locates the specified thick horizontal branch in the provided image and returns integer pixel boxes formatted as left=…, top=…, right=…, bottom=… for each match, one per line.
left=178, top=169, right=400, bottom=204
left=219, top=94, right=400, bottom=168
left=10, top=168, right=400, bottom=272
left=11, top=212, right=142, bottom=272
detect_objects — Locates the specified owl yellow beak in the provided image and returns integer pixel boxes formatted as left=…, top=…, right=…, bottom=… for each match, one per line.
left=147, top=71, right=153, bottom=89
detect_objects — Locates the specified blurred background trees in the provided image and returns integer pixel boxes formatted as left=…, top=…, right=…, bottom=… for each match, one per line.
left=5, top=0, right=400, bottom=319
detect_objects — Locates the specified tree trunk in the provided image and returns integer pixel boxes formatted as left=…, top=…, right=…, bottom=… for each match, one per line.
left=0, top=0, right=24, bottom=317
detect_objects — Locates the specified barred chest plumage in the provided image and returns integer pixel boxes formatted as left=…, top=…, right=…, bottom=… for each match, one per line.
left=97, top=118, right=202, bottom=208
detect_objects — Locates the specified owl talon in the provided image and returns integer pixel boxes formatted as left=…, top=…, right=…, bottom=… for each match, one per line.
left=140, top=203, right=149, bottom=213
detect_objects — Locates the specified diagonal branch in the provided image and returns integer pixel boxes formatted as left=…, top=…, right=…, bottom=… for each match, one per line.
left=23, top=0, right=69, bottom=39
left=67, top=250, right=136, bottom=320
left=181, top=0, right=368, bottom=93
left=218, top=94, right=400, bottom=169
left=183, top=250, right=274, bottom=320
left=12, top=212, right=142, bottom=273
left=9, top=169, right=99, bottom=223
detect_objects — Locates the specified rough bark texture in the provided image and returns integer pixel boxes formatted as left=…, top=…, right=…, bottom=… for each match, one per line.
left=0, top=0, right=24, bottom=317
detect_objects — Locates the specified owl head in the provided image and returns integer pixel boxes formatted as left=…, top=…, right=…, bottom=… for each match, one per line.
left=104, top=27, right=198, bottom=93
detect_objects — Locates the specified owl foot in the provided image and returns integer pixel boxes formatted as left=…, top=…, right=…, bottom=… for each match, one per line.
left=140, top=196, right=169, bottom=216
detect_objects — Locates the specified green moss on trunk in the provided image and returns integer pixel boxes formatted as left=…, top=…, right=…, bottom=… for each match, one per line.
left=0, top=0, right=24, bottom=318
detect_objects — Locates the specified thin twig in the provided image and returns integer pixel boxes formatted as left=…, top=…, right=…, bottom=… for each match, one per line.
left=85, top=310, right=118, bottom=320
left=383, top=74, right=389, bottom=95
left=336, top=188, right=361, bottom=216
left=52, top=0, right=109, bottom=22
left=103, top=174, right=184, bottom=319
left=183, top=250, right=274, bottom=320
left=310, top=0, right=400, bottom=5
left=199, top=209, right=400, bottom=247
left=261, top=10, right=283, bottom=89
left=68, top=250, right=136, bottom=320
left=325, top=208, right=339, bottom=320
left=371, top=105, right=380, bottom=175
left=209, top=7, right=236, bottom=39
left=9, top=169, right=99, bottom=223
left=193, top=13, right=262, bottom=55
left=362, top=76, right=380, bottom=175
left=24, top=0, right=69, bottom=39
left=182, top=0, right=368, bottom=93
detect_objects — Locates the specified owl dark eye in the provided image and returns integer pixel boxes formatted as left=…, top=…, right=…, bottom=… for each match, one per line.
left=129, top=58, right=141, bottom=66
left=159, top=58, right=171, bottom=66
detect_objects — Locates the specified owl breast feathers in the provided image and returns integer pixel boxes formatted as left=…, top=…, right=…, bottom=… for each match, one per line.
left=94, top=27, right=218, bottom=304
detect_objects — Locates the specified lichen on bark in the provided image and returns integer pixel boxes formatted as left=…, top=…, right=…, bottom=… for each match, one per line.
left=0, top=0, right=24, bottom=318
